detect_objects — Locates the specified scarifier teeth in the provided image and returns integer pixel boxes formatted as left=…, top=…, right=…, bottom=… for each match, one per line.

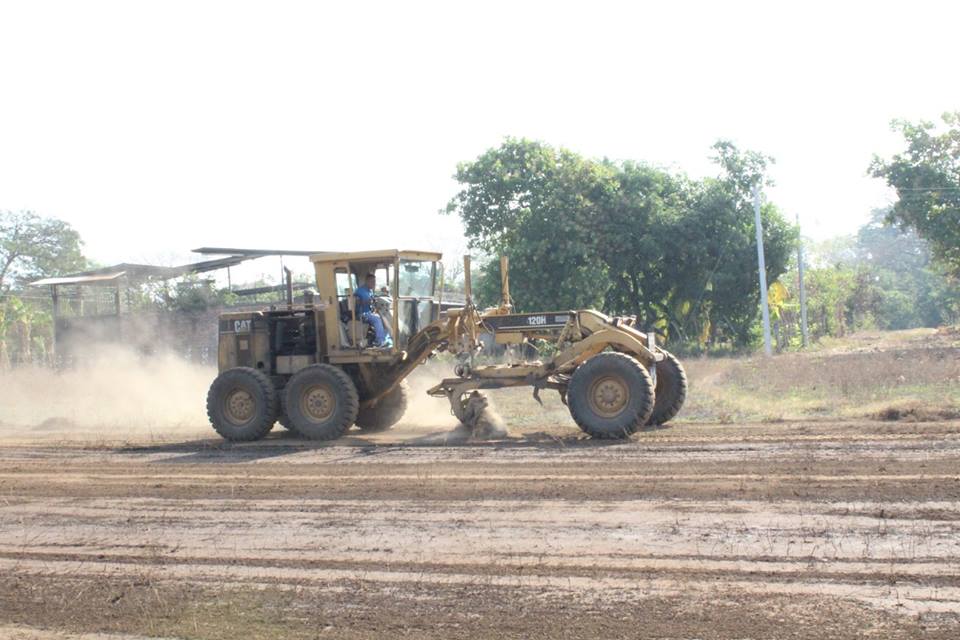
left=460, top=391, right=508, bottom=439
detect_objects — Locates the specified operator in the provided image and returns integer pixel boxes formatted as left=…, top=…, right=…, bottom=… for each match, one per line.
left=354, top=273, right=391, bottom=347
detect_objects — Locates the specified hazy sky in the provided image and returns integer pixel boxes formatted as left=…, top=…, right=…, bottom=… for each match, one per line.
left=2, top=0, right=958, bottom=272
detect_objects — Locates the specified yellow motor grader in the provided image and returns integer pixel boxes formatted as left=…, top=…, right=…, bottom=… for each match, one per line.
left=207, top=251, right=687, bottom=441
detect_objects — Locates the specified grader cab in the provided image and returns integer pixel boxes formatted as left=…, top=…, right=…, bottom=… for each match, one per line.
left=206, top=250, right=687, bottom=442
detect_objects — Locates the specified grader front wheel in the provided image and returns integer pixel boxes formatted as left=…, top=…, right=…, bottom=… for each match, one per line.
left=567, top=352, right=655, bottom=439
left=646, top=350, right=688, bottom=426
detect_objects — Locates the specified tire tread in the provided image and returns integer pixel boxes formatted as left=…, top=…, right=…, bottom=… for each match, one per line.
left=567, top=352, right=655, bottom=439
left=206, top=367, right=278, bottom=442
left=284, top=364, right=359, bottom=440
left=647, top=350, right=688, bottom=426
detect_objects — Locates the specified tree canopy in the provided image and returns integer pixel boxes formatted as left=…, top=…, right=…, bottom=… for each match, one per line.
left=870, top=112, right=960, bottom=277
left=0, top=210, right=86, bottom=292
left=753, top=207, right=960, bottom=351
left=446, top=139, right=798, bottom=348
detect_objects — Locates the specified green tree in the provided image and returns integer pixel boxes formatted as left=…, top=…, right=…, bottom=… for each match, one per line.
left=595, top=142, right=795, bottom=347
left=595, top=161, right=688, bottom=328
left=804, top=265, right=857, bottom=337
left=0, top=210, right=86, bottom=291
left=854, top=209, right=958, bottom=328
left=445, top=138, right=611, bottom=311
left=0, top=294, right=53, bottom=367
left=774, top=210, right=960, bottom=343
left=675, top=144, right=795, bottom=347
left=870, top=112, right=960, bottom=276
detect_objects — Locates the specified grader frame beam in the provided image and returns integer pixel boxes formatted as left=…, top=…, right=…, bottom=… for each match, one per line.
left=427, top=308, right=664, bottom=419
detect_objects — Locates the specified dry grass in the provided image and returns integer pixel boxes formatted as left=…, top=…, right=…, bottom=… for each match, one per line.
left=683, top=328, right=960, bottom=423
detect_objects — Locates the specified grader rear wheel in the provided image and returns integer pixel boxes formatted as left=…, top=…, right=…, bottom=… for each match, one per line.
left=284, top=364, right=359, bottom=440
left=567, top=352, right=655, bottom=439
left=206, top=367, right=278, bottom=442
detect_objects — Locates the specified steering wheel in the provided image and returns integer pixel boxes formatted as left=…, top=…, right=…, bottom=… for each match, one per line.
left=373, top=296, right=392, bottom=314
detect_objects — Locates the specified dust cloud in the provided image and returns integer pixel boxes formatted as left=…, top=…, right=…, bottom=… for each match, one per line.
left=398, top=360, right=512, bottom=440
left=397, top=361, right=460, bottom=430
left=0, top=350, right=514, bottom=445
left=0, top=345, right=215, bottom=444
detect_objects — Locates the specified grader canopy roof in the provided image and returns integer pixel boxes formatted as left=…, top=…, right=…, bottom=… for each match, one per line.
left=309, top=250, right=443, bottom=263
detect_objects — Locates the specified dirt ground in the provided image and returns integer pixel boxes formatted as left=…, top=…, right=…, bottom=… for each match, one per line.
left=2, top=413, right=960, bottom=639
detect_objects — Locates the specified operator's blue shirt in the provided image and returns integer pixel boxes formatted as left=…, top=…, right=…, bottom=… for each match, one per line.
left=355, top=284, right=374, bottom=315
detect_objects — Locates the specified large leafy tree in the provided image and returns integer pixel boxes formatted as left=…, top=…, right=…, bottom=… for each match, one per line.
left=446, top=139, right=611, bottom=311
left=0, top=210, right=86, bottom=291
left=698, top=143, right=796, bottom=345
left=597, top=162, right=700, bottom=332
left=855, top=209, right=958, bottom=328
left=598, top=143, right=797, bottom=345
left=870, top=112, right=960, bottom=276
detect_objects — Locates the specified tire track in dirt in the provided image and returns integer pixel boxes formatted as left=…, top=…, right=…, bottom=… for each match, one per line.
left=4, top=555, right=960, bottom=615
left=2, top=421, right=960, bottom=638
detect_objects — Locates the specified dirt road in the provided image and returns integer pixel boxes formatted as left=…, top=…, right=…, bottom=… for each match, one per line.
left=2, top=418, right=960, bottom=639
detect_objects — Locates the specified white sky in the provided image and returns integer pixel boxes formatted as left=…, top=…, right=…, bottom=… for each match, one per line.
left=2, top=0, right=958, bottom=278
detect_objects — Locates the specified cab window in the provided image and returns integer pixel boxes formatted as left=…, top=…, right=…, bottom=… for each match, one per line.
left=335, top=270, right=356, bottom=298
left=399, top=260, right=435, bottom=298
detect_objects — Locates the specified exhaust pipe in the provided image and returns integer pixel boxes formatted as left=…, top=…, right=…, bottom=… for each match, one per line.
left=284, top=267, right=293, bottom=309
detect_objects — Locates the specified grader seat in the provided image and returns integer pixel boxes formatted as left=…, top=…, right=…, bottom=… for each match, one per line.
left=339, top=319, right=371, bottom=347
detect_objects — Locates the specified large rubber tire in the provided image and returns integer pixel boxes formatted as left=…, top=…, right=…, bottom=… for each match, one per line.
left=284, top=364, right=359, bottom=440
left=355, top=382, right=408, bottom=433
left=646, top=350, right=688, bottom=426
left=207, top=367, right=278, bottom=442
left=567, top=352, right=655, bottom=439
left=269, top=379, right=299, bottom=434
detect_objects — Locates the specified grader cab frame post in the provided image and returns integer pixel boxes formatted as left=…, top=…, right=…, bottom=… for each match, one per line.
left=463, top=255, right=472, bottom=305
left=500, top=256, right=511, bottom=312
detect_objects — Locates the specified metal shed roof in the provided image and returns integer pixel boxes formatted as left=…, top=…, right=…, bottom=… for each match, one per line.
left=31, top=272, right=128, bottom=286
left=30, top=256, right=251, bottom=287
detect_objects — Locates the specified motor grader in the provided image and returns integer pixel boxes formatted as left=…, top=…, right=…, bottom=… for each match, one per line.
left=207, top=250, right=687, bottom=441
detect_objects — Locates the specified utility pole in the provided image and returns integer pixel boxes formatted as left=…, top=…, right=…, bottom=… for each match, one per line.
left=796, top=213, right=809, bottom=348
left=753, top=184, right=773, bottom=356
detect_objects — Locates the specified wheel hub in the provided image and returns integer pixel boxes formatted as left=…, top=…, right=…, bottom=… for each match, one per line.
left=588, top=376, right=629, bottom=418
left=224, top=388, right=255, bottom=425
left=302, top=384, right=336, bottom=422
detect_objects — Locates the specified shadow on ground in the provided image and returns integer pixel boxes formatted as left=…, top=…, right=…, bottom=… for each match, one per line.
left=118, top=422, right=673, bottom=463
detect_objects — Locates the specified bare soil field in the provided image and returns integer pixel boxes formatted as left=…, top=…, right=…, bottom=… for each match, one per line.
left=2, top=329, right=958, bottom=638
left=2, top=415, right=960, bottom=639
